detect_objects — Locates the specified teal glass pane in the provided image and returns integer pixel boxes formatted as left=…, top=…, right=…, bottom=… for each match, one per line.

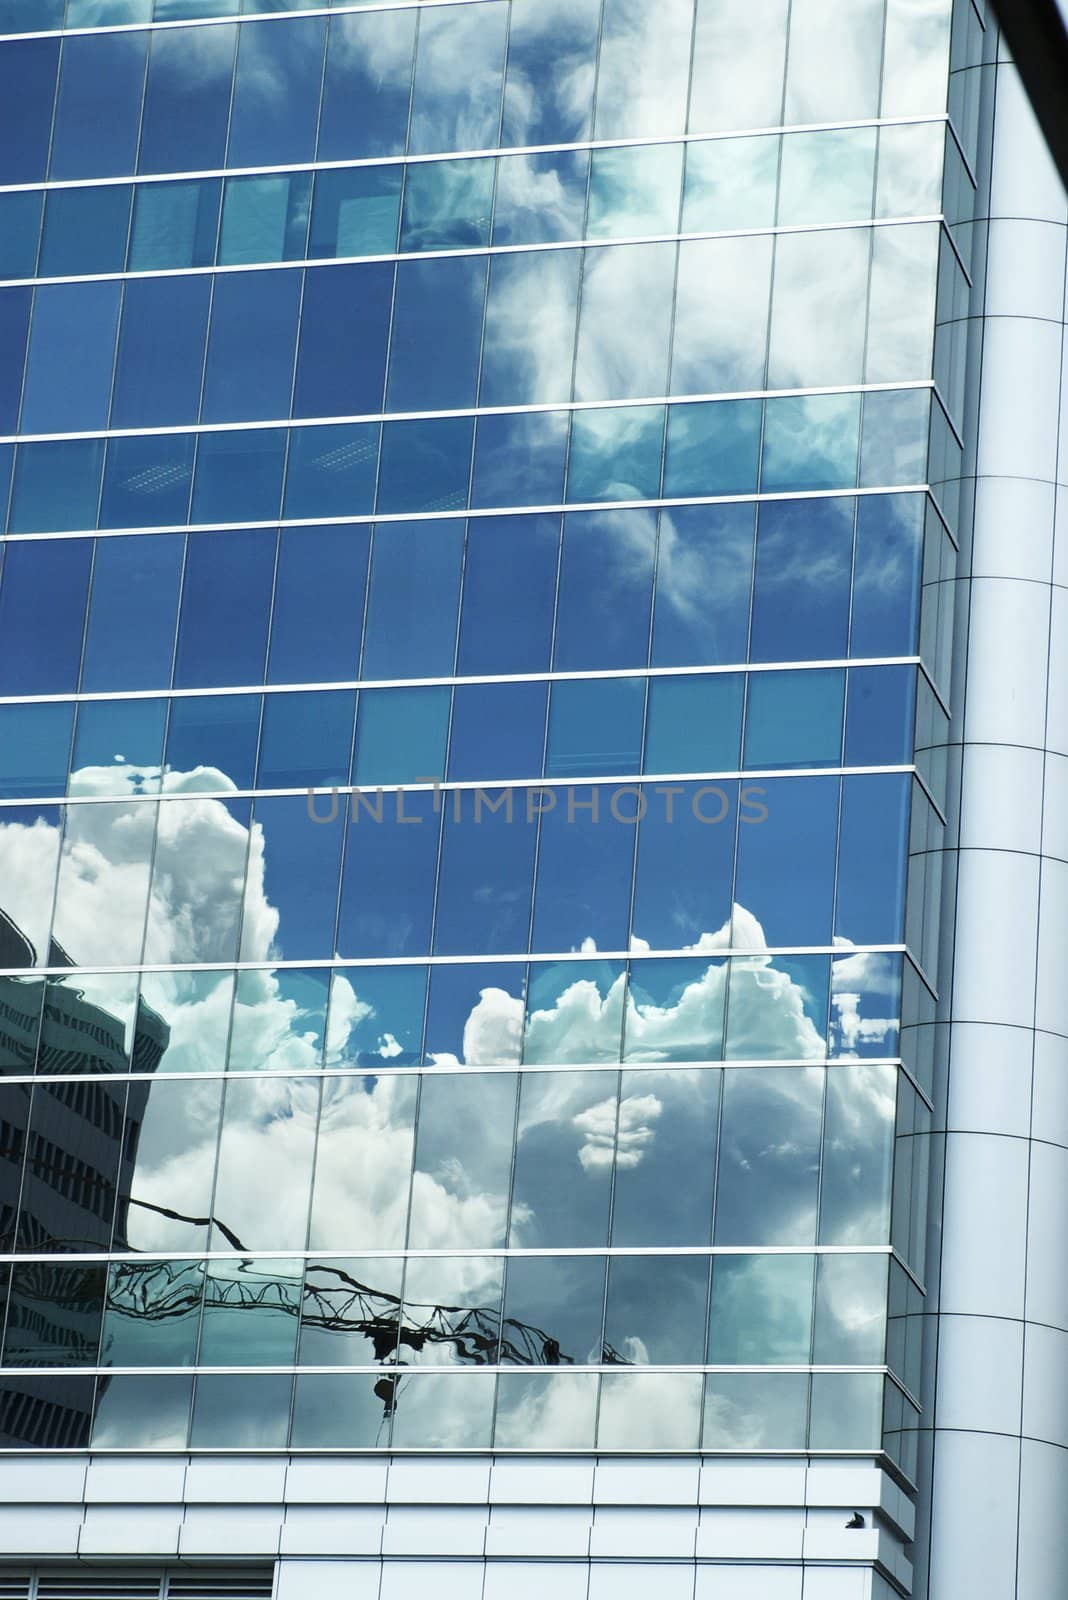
left=762, top=393, right=862, bottom=492
left=744, top=669, right=846, bottom=768
left=127, top=178, right=221, bottom=271
left=544, top=677, right=646, bottom=778
left=860, top=387, right=931, bottom=487
left=218, top=173, right=310, bottom=265
left=400, top=157, right=495, bottom=250
left=778, top=127, right=877, bottom=226
left=643, top=673, right=744, bottom=774
left=309, top=166, right=402, bottom=258
left=567, top=406, right=664, bottom=502
left=283, top=423, right=380, bottom=521
left=471, top=410, right=569, bottom=509
left=664, top=401, right=762, bottom=497
left=70, top=698, right=167, bottom=793
left=0, top=0, right=63, bottom=24
left=682, top=135, right=779, bottom=231
left=0, top=701, right=74, bottom=797
left=9, top=438, right=103, bottom=533
left=587, top=142, right=684, bottom=238
left=708, top=1254, right=814, bottom=1363
left=353, top=686, right=450, bottom=786
left=0, top=190, right=41, bottom=279
left=257, top=690, right=356, bottom=789
left=99, top=434, right=195, bottom=530
left=39, top=185, right=131, bottom=277
left=66, top=0, right=151, bottom=22
left=376, top=417, right=474, bottom=516
left=191, top=428, right=287, bottom=524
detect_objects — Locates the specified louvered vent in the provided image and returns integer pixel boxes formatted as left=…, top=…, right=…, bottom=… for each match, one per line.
left=16, top=1571, right=273, bottom=1600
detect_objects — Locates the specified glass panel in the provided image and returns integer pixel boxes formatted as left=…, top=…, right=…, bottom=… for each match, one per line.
left=545, top=678, right=645, bottom=779
left=447, top=681, right=547, bottom=783
left=173, top=528, right=276, bottom=689
left=682, top=136, right=778, bottom=231
left=164, top=694, right=260, bottom=790
left=99, top=434, right=194, bottom=530
left=708, top=1253, right=814, bottom=1362
left=227, top=16, right=325, bottom=168
left=768, top=229, right=871, bottom=389
left=100, top=1259, right=204, bottom=1366
left=644, top=674, right=744, bottom=773
left=112, top=277, right=211, bottom=429
left=813, top=1253, right=888, bottom=1365
left=327, top=966, right=427, bottom=1071
left=335, top=789, right=439, bottom=958
left=21, top=282, right=120, bottom=435
left=362, top=521, right=463, bottom=679
left=211, top=1075, right=319, bottom=1252
left=408, top=0, right=508, bottom=155
left=778, top=128, right=877, bottom=226
left=531, top=791, right=635, bottom=953
left=198, top=1257, right=301, bottom=1364
left=703, top=1370, right=808, bottom=1448
left=266, top=524, right=370, bottom=685
left=554, top=508, right=656, bottom=670
left=784, top=0, right=884, bottom=123
left=523, top=961, right=626, bottom=1066
left=501, top=1254, right=605, bottom=1365
left=508, top=1069, right=617, bottom=1246
left=715, top=1069, right=823, bottom=1244
left=457, top=514, right=559, bottom=675
left=595, top=0, right=695, bottom=140
left=283, top=423, right=380, bottom=522
left=761, top=394, right=862, bottom=494
left=493, top=1371, right=598, bottom=1447
left=138, top=24, right=237, bottom=174
left=599, top=1371, right=703, bottom=1449
left=743, top=669, right=845, bottom=769
left=471, top=409, right=569, bottom=509
left=390, top=1371, right=496, bottom=1449
left=502, top=0, right=600, bottom=145
left=38, top=186, right=131, bottom=278
left=0, top=705, right=73, bottom=799
left=294, top=263, right=393, bottom=418
left=400, top=157, right=494, bottom=251
left=0, top=39, right=58, bottom=185
left=480, top=249, right=581, bottom=406
left=689, top=0, right=788, bottom=133
left=663, top=400, right=761, bottom=498
left=611, top=1063, right=720, bottom=1243
left=309, top=166, right=402, bottom=258
left=630, top=780, right=736, bottom=950
left=291, top=1371, right=390, bottom=1448
left=388, top=256, right=487, bottom=410
left=820, top=1062, right=896, bottom=1244
left=651, top=504, right=755, bottom=668
left=70, top=698, right=167, bottom=795
left=399, top=1256, right=503, bottom=1365
left=91, top=1374, right=192, bottom=1449
left=243, top=793, right=345, bottom=960
left=227, top=967, right=331, bottom=1074
left=217, top=173, right=310, bottom=265
left=408, top=1072, right=517, bottom=1249
left=588, top=143, right=684, bottom=239
left=50, top=31, right=146, bottom=180
left=724, top=954, right=831, bottom=1062
left=3, top=1261, right=105, bottom=1366
left=142, top=797, right=253, bottom=966
left=307, top=1072, right=418, bottom=1251
left=376, top=416, right=474, bottom=517
left=574, top=242, right=675, bottom=401
left=191, top=1373, right=291, bottom=1448
left=127, top=178, right=221, bottom=272
left=672, top=237, right=772, bottom=393
left=433, top=792, right=536, bottom=956
left=201, top=270, right=300, bottom=423
left=0, top=540, right=93, bottom=695
left=353, top=687, right=450, bottom=786
left=297, top=1256, right=404, bottom=1367
left=605, top=1253, right=709, bottom=1363
left=750, top=498, right=854, bottom=663
left=0, top=192, right=41, bottom=280
left=492, top=150, right=590, bottom=246
left=191, top=429, right=287, bottom=527
left=318, top=10, right=416, bottom=162
left=115, top=1078, right=224, bottom=1253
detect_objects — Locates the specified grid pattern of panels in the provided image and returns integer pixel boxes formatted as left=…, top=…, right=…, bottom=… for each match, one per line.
left=0, top=0, right=959, bottom=1471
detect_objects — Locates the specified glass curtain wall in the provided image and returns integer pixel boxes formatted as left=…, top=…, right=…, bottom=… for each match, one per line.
left=0, top=0, right=963, bottom=1466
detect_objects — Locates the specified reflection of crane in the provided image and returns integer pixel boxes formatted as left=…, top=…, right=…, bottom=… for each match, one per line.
left=104, top=1257, right=632, bottom=1418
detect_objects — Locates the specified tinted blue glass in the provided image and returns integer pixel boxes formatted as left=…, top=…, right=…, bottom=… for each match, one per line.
left=433, top=801, right=537, bottom=955
left=71, top=698, right=167, bottom=783
left=332, top=965, right=426, bottom=1068
left=0, top=40, right=58, bottom=184
left=850, top=495, right=924, bottom=656
left=127, top=179, right=221, bottom=272
left=217, top=173, right=311, bottom=267
left=745, top=670, right=845, bottom=769
left=733, top=775, right=839, bottom=945
left=567, top=407, right=665, bottom=502
left=227, top=17, right=325, bottom=169
left=335, top=788, right=439, bottom=957
left=165, top=693, right=261, bottom=788
left=664, top=401, right=763, bottom=498
left=173, top=529, right=277, bottom=689
left=835, top=773, right=909, bottom=945
left=9, top=439, right=103, bottom=534
left=0, top=289, right=30, bottom=434
left=501, top=0, right=600, bottom=145
left=376, top=417, right=474, bottom=517
left=361, top=521, right=463, bottom=680
left=471, top=410, right=569, bottom=509
left=845, top=665, right=916, bottom=766
left=111, top=276, right=212, bottom=428
left=308, top=167, right=402, bottom=259
left=491, top=150, right=590, bottom=245
left=201, top=271, right=300, bottom=424
left=531, top=801, right=635, bottom=952
left=0, top=703, right=73, bottom=799
left=66, top=0, right=149, bottom=19
left=400, top=159, right=495, bottom=250
left=257, top=691, right=356, bottom=790
left=762, top=394, right=862, bottom=492
left=651, top=504, right=755, bottom=668
left=139, top=25, right=237, bottom=174
left=408, top=0, right=508, bottom=155
left=750, top=498, right=854, bottom=663
left=353, top=687, right=450, bottom=786
left=457, top=514, right=559, bottom=675
left=21, top=281, right=121, bottom=434
left=99, top=434, right=194, bottom=530
left=293, top=264, right=393, bottom=419
left=267, top=525, right=370, bottom=685
left=545, top=678, right=646, bottom=778
left=480, top=250, right=582, bottom=406
left=192, top=429, right=287, bottom=525
left=81, top=534, right=185, bottom=693
left=0, top=540, right=92, bottom=694
left=318, top=9, right=416, bottom=161
left=0, top=0, right=63, bottom=26
left=246, top=795, right=344, bottom=960
left=283, top=424, right=379, bottom=522
left=50, top=31, right=147, bottom=179
left=0, top=192, right=41, bottom=280
left=387, top=257, right=487, bottom=411
left=423, top=961, right=526, bottom=1063
left=447, top=681, right=548, bottom=782
left=38, top=186, right=132, bottom=277
left=554, top=509, right=656, bottom=671
left=631, top=780, right=737, bottom=948
left=644, top=674, right=744, bottom=773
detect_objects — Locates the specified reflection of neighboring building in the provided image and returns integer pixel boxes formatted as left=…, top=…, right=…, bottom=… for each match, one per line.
left=0, top=908, right=168, bottom=1448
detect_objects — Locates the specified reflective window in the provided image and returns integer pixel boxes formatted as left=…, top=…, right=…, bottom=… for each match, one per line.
left=318, top=10, right=415, bottom=162
left=50, top=32, right=146, bottom=180
left=138, top=25, right=237, bottom=175
left=78, top=531, right=180, bottom=696
left=227, top=17, right=325, bottom=169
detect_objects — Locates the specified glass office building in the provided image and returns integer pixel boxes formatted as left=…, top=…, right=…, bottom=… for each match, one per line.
left=0, top=0, right=1063, bottom=1596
